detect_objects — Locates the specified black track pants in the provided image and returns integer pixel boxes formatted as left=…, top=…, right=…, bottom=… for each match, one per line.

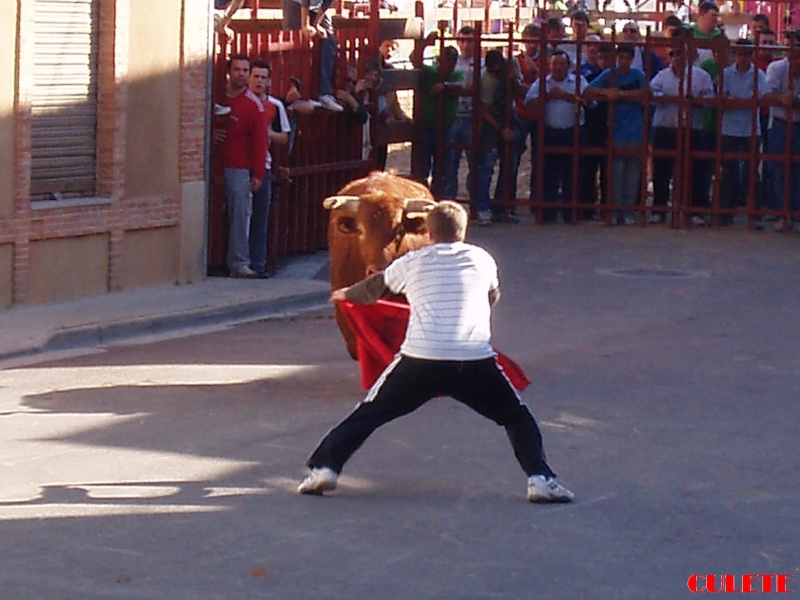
left=307, top=355, right=556, bottom=478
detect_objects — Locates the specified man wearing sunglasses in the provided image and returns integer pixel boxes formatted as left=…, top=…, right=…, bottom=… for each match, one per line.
left=620, top=21, right=664, bottom=81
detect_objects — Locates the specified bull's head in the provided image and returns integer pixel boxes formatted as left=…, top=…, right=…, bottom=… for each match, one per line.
left=323, top=172, right=437, bottom=360
left=323, top=195, right=437, bottom=275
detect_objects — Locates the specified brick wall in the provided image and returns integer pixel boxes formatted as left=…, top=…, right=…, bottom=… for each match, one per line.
left=3, top=0, right=212, bottom=305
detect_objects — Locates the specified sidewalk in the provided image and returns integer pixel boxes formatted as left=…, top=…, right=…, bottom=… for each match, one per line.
left=0, top=253, right=331, bottom=364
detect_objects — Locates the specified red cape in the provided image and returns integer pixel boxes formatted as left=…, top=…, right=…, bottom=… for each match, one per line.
left=339, top=299, right=530, bottom=392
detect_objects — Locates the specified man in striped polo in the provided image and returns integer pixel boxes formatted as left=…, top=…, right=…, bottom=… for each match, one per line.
left=298, top=201, right=573, bottom=503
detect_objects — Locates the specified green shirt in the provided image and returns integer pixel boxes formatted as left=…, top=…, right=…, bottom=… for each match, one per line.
left=420, top=64, right=465, bottom=130
left=699, top=57, right=720, bottom=132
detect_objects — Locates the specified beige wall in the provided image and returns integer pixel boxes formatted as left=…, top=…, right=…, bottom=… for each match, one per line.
left=28, top=235, right=110, bottom=304
left=124, top=0, right=182, bottom=199
left=0, top=244, right=12, bottom=308
left=122, top=227, right=178, bottom=288
left=0, top=0, right=15, bottom=216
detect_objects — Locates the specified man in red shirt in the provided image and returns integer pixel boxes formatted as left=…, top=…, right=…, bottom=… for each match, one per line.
left=222, top=54, right=268, bottom=278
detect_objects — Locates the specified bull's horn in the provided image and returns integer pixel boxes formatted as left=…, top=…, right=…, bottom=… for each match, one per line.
left=323, top=195, right=360, bottom=211
left=403, top=198, right=438, bottom=212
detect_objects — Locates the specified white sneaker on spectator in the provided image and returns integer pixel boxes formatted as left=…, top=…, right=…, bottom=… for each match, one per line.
left=229, top=266, right=256, bottom=278
left=477, top=210, right=492, bottom=227
left=527, top=475, right=574, bottom=503
left=648, top=213, right=664, bottom=224
left=306, top=99, right=323, bottom=109
left=319, top=94, right=344, bottom=112
left=691, top=215, right=707, bottom=227
left=623, top=217, right=637, bottom=226
left=298, top=467, right=338, bottom=495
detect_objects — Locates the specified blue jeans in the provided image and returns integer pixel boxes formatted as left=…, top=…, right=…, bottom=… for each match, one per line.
left=476, top=127, right=520, bottom=215
left=611, top=149, right=641, bottom=220
left=767, top=119, right=800, bottom=213
left=720, top=136, right=758, bottom=212
left=443, top=116, right=474, bottom=199
left=225, top=168, right=253, bottom=271
left=316, top=15, right=337, bottom=96
left=418, top=124, right=456, bottom=198
left=249, top=169, right=272, bottom=273
left=475, top=146, right=499, bottom=214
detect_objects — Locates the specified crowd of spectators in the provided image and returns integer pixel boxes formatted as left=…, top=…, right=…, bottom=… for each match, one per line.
left=409, top=2, right=800, bottom=230
left=216, top=0, right=800, bottom=235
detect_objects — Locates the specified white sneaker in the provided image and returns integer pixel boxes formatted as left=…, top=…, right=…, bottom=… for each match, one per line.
left=319, top=94, right=344, bottom=112
left=623, top=217, right=637, bottom=226
left=298, top=467, right=338, bottom=495
left=527, top=475, right=574, bottom=503
left=214, top=103, right=231, bottom=116
left=229, top=265, right=256, bottom=278
left=306, top=99, right=323, bottom=109
left=477, top=210, right=492, bottom=227
left=691, top=215, right=706, bottom=227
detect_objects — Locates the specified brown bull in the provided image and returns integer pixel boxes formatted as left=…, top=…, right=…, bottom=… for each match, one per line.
left=324, top=171, right=437, bottom=359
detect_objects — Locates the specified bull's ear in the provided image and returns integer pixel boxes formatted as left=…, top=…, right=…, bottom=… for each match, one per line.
left=323, top=195, right=360, bottom=211
left=336, top=215, right=360, bottom=235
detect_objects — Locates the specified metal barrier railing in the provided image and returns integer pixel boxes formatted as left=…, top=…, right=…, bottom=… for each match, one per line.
left=427, top=25, right=800, bottom=229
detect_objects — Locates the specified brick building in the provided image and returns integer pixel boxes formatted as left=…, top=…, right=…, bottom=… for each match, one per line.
left=0, top=0, right=212, bottom=308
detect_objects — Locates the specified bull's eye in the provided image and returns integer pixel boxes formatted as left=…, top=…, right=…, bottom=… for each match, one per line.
left=336, top=216, right=360, bottom=235
left=403, top=217, right=427, bottom=234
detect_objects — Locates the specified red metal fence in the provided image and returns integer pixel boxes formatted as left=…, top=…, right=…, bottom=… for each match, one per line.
left=437, top=24, right=800, bottom=229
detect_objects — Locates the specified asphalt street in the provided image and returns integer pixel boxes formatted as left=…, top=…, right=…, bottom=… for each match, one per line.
left=1, top=225, right=798, bottom=599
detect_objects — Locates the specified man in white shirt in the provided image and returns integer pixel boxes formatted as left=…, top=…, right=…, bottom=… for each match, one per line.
left=648, top=46, right=714, bottom=224
left=524, top=50, right=589, bottom=223
left=248, top=60, right=291, bottom=277
left=764, top=40, right=800, bottom=231
left=298, top=201, right=574, bottom=504
left=720, top=40, right=767, bottom=225
left=444, top=26, right=482, bottom=200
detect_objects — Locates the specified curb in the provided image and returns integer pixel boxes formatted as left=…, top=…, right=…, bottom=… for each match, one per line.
left=1, top=290, right=331, bottom=364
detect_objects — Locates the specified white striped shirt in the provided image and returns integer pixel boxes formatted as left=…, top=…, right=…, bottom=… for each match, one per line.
left=383, top=242, right=499, bottom=360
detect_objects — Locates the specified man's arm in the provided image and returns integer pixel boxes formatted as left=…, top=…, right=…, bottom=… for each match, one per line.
left=489, top=285, right=501, bottom=306
left=330, top=272, right=390, bottom=304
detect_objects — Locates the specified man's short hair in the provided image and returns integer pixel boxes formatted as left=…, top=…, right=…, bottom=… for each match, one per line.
left=441, top=46, right=459, bottom=61
left=485, top=49, right=505, bottom=70
left=427, top=201, right=468, bottom=243
left=458, top=25, right=475, bottom=35
left=616, top=44, right=634, bottom=57
left=547, top=17, right=564, bottom=31
left=698, top=1, right=718, bottom=13
left=551, top=48, right=571, bottom=66
left=251, top=59, right=271, bottom=75
left=227, top=53, right=250, bottom=70
left=753, top=13, right=770, bottom=25
left=523, top=23, right=541, bottom=38
left=664, top=14, right=683, bottom=29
